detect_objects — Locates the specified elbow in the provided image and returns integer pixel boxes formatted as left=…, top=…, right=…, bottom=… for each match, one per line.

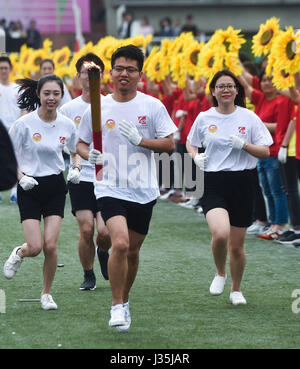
left=261, top=147, right=270, bottom=159
left=166, top=141, right=175, bottom=154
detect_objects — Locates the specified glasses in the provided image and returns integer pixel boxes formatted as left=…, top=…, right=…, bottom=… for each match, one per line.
left=215, top=84, right=236, bottom=91
left=112, top=66, right=140, bottom=74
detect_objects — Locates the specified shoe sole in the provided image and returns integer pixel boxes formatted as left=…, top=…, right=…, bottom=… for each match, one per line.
left=79, top=286, right=96, bottom=291
left=109, top=320, right=126, bottom=327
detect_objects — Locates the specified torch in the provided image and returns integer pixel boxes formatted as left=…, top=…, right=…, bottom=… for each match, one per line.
left=86, top=62, right=102, bottom=181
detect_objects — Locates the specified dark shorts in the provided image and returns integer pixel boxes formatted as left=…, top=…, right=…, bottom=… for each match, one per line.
left=68, top=180, right=98, bottom=216
left=97, top=196, right=157, bottom=235
left=17, top=172, right=67, bottom=222
left=200, top=169, right=255, bottom=228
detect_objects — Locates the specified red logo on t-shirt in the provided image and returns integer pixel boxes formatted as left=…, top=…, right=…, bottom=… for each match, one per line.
left=59, top=136, right=66, bottom=144
left=138, top=116, right=147, bottom=125
left=238, top=127, right=246, bottom=134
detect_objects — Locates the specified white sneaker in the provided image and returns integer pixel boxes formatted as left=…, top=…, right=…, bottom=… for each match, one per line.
left=116, top=301, right=131, bottom=332
left=159, top=189, right=174, bottom=201
left=230, top=291, right=247, bottom=305
left=109, top=304, right=126, bottom=327
left=247, top=221, right=264, bottom=235
left=41, top=294, right=58, bottom=310
left=209, top=274, right=227, bottom=295
left=3, top=246, right=23, bottom=279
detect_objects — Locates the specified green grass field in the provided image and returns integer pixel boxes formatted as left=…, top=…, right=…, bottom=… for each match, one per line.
left=1, top=189, right=300, bottom=350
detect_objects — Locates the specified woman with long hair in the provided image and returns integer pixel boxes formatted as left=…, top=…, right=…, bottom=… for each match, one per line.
left=3, top=74, right=79, bottom=310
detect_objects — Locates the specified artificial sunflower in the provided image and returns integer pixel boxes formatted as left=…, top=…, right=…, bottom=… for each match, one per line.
left=271, top=27, right=300, bottom=75
left=145, top=50, right=168, bottom=82
left=196, top=46, right=223, bottom=80
left=18, top=44, right=33, bottom=73
left=214, top=26, right=246, bottom=53
left=143, top=45, right=159, bottom=75
left=271, top=65, right=295, bottom=90
left=265, top=51, right=276, bottom=77
left=183, top=40, right=204, bottom=77
left=51, top=46, right=71, bottom=68
left=252, top=17, right=280, bottom=57
left=224, top=52, right=242, bottom=76
left=27, top=48, right=48, bottom=75
left=42, top=38, right=53, bottom=56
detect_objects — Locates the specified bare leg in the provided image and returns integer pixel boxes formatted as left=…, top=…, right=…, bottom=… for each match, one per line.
left=206, top=208, right=230, bottom=276
left=42, top=215, right=62, bottom=294
left=76, top=210, right=95, bottom=270
left=122, top=229, right=146, bottom=303
left=106, top=215, right=129, bottom=306
left=228, top=226, right=247, bottom=292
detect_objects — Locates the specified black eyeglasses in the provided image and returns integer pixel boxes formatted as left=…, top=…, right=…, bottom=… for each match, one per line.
left=112, top=66, right=140, bottom=74
left=215, top=84, right=236, bottom=91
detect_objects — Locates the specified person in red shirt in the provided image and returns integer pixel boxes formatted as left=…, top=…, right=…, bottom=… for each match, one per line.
left=239, top=69, right=289, bottom=240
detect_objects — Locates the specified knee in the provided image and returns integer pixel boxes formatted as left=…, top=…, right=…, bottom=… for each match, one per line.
left=26, top=242, right=42, bottom=257
left=43, top=241, right=58, bottom=257
left=80, top=222, right=94, bottom=241
left=212, top=230, right=229, bottom=246
left=112, top=237, right=129, bottom=256
left=229, top=244, right=244, bottom=259
left=96, top=228, right=111, bottom=250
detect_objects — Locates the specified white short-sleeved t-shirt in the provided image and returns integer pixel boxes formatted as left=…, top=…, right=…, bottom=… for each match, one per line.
left=79, top=91, right=177, bottom=203
left=9, top=110, right=77, bottom=177
left=60, top=95, right=94, bottom=182
left=187, top=106, right=273, bottom=172
left=0, top=83, right=22, bottom=130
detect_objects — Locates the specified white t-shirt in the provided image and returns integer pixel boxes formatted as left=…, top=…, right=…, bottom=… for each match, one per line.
left=60, top=95, right=94, bottom=182
left=187, top=106, right=273, bottom=172
left=0, top=82, right=22, bottom=130
left=9, top=110, right=77, bottom=177
left=79, top=91, right=177, bottom=203
left=58, top=83, right=72, bottom=108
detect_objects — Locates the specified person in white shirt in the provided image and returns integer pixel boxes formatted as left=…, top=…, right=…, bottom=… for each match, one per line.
left=77, top=45, right=177, bottom=331
left=3, top=74, right=79, bottom=311
left=60, top=53, right=111, bottom=290
left=187, top=69, right=273, bottom=306
left=0, top=56, right=22, bottom=203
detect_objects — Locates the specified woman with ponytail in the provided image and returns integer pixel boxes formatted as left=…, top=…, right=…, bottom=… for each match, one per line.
left=3, top=74, right=79, bottom=310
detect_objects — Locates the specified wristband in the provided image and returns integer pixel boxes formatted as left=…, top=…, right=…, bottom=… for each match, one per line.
left=281, top=145, right=288, bottom=148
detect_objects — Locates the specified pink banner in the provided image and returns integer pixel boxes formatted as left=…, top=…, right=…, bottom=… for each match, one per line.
left=0, top=0, right=90, bottom=33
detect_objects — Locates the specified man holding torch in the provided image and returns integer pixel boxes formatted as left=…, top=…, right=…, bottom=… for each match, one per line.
left=77, top=45, right=177, bottom=332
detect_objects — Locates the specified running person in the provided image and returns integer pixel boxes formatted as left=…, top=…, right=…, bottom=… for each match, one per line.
left=3, top=74, right=79, bottom=310
left=77, top=45, right=177, bottom=331
left=60, top=53, right=111, bottom=290
left=186, top=70, right=273, bottom=305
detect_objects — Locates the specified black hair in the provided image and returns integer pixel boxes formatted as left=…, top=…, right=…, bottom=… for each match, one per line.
left=75, top=52, right=105, bottom=73
left=0, top=56, right=12, bottom=69
left=209, top=69, right=246, bottom=108
left=111, top=44, right=144, bottom=72
left=17, top=74, right=64, bottom=111
left=40, top=58, right=55, bottom=70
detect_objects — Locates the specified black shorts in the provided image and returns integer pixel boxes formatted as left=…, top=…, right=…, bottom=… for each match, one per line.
left=200, top=169, right=255, bottom=228
left=17, top=172, right=67, bottom=222
left=68, top=180, right=98, bottom=216
left=97, top=197, right=157, bottom=235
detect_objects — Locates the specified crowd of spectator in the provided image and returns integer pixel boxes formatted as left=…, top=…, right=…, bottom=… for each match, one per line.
left=0, top=18, right=41, bottom=52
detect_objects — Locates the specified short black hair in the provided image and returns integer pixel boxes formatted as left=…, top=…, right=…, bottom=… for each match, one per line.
left=209, top=69, right=246, bottom=108
left=40, top=58, right=55, bottom=70
left=75, top=52, right=105, bottom=73
left=111, top=44, right=144, bottom=72
left=0, top=56, right=12, bottom=69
